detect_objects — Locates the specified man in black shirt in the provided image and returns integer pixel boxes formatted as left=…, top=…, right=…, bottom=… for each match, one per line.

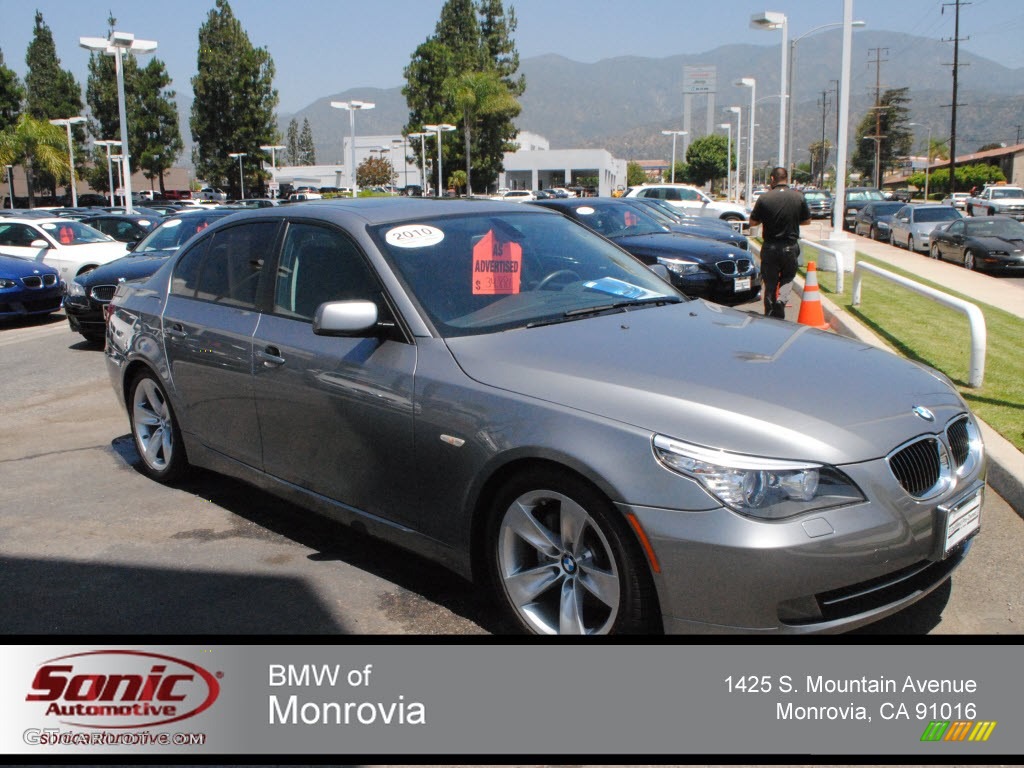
left=749, top=166, right=811, bottom=318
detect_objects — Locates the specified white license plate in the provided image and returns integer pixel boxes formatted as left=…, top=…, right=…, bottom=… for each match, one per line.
left=942, top=487, right=982, bottom=556
left=734, top=276, right=752, bottom=292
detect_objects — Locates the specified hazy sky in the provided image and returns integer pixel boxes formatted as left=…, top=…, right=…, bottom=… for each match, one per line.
left=1, top=0, right=1021, bottom=114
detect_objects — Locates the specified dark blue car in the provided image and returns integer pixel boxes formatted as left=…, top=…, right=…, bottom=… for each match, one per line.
left=0, top=253, right=63, bottom=320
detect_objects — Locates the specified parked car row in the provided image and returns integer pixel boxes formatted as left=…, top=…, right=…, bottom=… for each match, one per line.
left=99, top=197, right=984, bottom=635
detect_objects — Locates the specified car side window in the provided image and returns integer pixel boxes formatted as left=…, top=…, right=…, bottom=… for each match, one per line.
left=272, top=222, right=379, bottom=321
left=170, top=221, right=277, bottom=307
left=679, top=188, right=700, bottom=202
left=947, top=220, right=964, bottom=235
left=0, top=223, right=41, bottom=247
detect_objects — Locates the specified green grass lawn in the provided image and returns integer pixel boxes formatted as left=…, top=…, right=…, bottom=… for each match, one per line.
left=800, top=245, right=1024, bottom=453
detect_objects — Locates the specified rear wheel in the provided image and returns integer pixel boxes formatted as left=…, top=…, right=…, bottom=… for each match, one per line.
left=488, top=468, right=658, bottom=635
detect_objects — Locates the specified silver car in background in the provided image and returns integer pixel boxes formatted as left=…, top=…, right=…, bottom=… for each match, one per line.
left=105, top=199, right=984, bottom=634
left=889, top=204, right=962, bottom=253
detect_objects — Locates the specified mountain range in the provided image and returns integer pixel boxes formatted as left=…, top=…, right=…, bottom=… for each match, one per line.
left=280, top=29, right=1023, bottom=169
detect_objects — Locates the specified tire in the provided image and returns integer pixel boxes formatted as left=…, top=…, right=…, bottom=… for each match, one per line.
left=869, top=226, right=877, bottom=240
left=128, top=370, right=188, bottom=482
left=721, top=213, right=743, bottom=223
left=963, top=250, right=976, bottom=271
left=907, top=235, right=915, bottom=253
left=931, top=243, right=942, bottom=260
left=487, top=467, right=658, bottom=635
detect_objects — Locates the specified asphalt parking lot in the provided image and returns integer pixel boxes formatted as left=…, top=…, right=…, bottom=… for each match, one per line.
left=1, top=305, right=1021, bottom=635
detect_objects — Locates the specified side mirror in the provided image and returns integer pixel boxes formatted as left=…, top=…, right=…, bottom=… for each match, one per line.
left=313, top=300, right=379, bottom=336
left=31, top=239, right=51, bottom=249
left=126, top=241, right=138, bottom=252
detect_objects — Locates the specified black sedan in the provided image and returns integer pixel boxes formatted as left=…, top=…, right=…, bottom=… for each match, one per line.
left=853, top=201, right=905, bottom=240
left=532, top=198, right=760, bottom=305
left=64, top=208, right=241, bottom=342
left=928, top=216, right=1024, bottom=272
left=621, top=197, right=749, bottom=250
left=78, top=213, right=158, bottom=243
left=0, top=253, right=62, bottom=320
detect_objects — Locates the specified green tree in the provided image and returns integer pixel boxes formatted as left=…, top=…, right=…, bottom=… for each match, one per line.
left=135, top=59, right=184, bottom=194
left=851, top=87, right=912, bottom=185
left=356, top=155, right=395, bottom=188
left=626, top=161, right=648, bottom=187
left=24, top=11, right=84, bottom=197
left=663, top=161, right=688, bottom=183
left=286, top=118, right=299, bottom=165
left=191, top=0, right=279, bottom=199
left=0, top=114, right=69, bottom=208
left=444, top=69, right=519, bottom=193
left=0, top=49, right=24, bottom=133
left=298, top=118, right=316, bottom=165
left=684, top=134, right=728, bottom=193
left=403, top=0, right=523, bottom=194
left=448, top=168, right=467, bottom=194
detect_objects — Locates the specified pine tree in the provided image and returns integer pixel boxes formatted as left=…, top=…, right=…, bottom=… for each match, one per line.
left=286, top=118, right=300, bottom=166
left=851, top=87, right=913, bottom=184
left=135, top=59, right=184, bottom=193
left=191, top=0, right=279, bottom=198
left=298, top=118, right=316, bottom=165
left=0, top=50, right=24, bottom=133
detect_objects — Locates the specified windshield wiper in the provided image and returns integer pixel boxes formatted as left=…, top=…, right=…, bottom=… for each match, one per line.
left=526, top=296, right=680, bottom=328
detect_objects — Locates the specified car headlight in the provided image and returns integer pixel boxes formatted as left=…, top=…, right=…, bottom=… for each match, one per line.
left=0, top=278, right=16, bottom=289
left=66, top=280, right=86, bottom=297
left=656, top=257, right=702, bottom=276
left=877, top=221, right=890, bottom=229
left=653, top=435, right=865, bottom=519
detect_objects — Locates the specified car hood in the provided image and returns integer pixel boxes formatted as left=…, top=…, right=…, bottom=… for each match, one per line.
left=970, top=236, right=1024, bottom=251
left=0, top=252, right=59, bottom=277
left=445, top=301, right=965, bottom=466
left=612, top=232, right=748, bottom=263
left=78, top=253, right=170, bottom=286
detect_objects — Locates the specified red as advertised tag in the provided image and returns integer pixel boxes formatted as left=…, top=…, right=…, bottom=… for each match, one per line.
left=472, top=229, right=522, bottom=295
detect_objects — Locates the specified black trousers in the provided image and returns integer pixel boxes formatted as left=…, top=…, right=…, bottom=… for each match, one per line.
left=760, top=240, right=800, bottom=317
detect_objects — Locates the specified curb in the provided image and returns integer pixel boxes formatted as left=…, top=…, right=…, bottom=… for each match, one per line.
left=807, top=276, right=1024, bottom=520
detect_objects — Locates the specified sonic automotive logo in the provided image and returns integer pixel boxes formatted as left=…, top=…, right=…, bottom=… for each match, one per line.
left=25, top=650, right=220, bottom=729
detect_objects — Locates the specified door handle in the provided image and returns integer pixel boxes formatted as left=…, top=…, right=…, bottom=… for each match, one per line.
left=257, top=346, right=286, bottom=367
left=165, top=323, right=187, bottom=339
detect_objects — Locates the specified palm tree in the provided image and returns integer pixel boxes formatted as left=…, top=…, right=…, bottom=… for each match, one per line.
left=0, top=114, right=69, bottom=208
left=443, top=70, right=519, bottom=195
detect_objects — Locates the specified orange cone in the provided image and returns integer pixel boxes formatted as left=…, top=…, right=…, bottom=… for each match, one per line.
left=797, top=261, right=830, bottom=330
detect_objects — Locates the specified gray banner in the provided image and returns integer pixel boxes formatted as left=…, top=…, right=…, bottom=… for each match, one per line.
left=3, top=644, right=1019, bottom=755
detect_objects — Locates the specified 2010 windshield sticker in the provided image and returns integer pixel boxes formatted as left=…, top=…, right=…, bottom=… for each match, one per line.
left=472, top=229, right=522, bottom=295
left=386, top=224, right=445, bottom=248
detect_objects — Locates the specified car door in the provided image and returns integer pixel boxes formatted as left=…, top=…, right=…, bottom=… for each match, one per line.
left=251, top=220, right=418, bottom=525
left=938, top=219, right=965, bottom=262
left=0, top=222, right=51, bottom=264
left=161, top=219, right=280, bottom=468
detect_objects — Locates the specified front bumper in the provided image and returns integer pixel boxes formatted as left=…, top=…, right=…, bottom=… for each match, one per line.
left=63, top=295, right=106, bottom=336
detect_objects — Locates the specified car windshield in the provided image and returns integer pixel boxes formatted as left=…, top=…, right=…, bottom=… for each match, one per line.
left=847, top=190, right=885, bottom=202
left=990, top=187, right=1024, bottom=199
left=372, top=211, right=682, bottom=338
left=804, top=191, right=829, bottom=201
left=35, top=220, right=115, bottom=245
left=132, top=215, right=224, bottom=255
left=568, top=201, right=669, bottom=238
left=965, top=219, right=1024, bottom=239
left=914, top=207, right=961, bottom=223
left=873, top=203, right=905, bottom=215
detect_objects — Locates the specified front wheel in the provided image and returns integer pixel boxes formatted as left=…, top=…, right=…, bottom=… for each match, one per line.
left=907, top=235, right=916, bottom=253
left=128, top=371, right=188, bottom=482
left=964, top=250, right=977, bottom=271
left=488, top=468, right=658, bottom=635
left=931, top=243, right=942, bottom=260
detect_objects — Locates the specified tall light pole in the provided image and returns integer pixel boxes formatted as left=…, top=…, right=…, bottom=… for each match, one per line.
left=49, top=116, right=87, bottom=207
left=94, top=140, right=121, bottom=206
left=735, top=78, right=756, bottom=205
left=785, top=20, right=866, bottom=179
left=750, top=12, right=787, bottom=168
left=331, top=100, right=375, bottom=197
left=725, top=106, right=742, bottom=204
left=260, top=143, right=286, bottom=198
left=392, top=138, right=408, bottom=190
left=423, top=123, right=456, bottom=197
left=80, top=31, right=158, bottom=215
left=228, top=152, right=247, bottom=199
left=661, top=130, right=687, bottom=183
left=5, top=165, right=13, bottom=209
left=718, top=123, right=733, bottom=201
left=408, top=132, right=429, bottom=194
left=908, top=122, right=934, bottom=200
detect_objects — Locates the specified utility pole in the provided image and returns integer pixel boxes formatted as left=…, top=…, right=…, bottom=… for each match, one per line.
left=866, top=47, right=889, bottom=189
left=818, top=89, right=831, bottom=188
left=943, top=0, right=970, bottom=193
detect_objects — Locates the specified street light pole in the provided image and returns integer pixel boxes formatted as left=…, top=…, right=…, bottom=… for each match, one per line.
left=750, top=12, right=787, bottom=168
left=908, top=122, right=935, bottom=200
left=228, top=152, right=247, bottom=199
left=5, top=165, right=13, bottom=209
left=725, top=107, right=742, bottom=205
left=735, top=78, right=756, bottom=206
left=408, top=132, right=429, bottom=194
left=80, top=31, right=157, bottom=215
left=331, top=100, right=376, bottom=197
left=718, top=123, right=732, bottom=201
left=260, top=143, right=286, bottom=198
left=49, top=116, right=87, bottom=207
left=661, top=130, right=687, bottom=183
left=423, top=124, right=456, bottom=198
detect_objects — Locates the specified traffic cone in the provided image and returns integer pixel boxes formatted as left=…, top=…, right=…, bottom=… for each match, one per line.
left=797, top=261, right=830, bottom=330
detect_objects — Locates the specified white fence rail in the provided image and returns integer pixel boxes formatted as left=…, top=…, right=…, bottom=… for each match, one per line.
left=852, top=262, right=987, bottom=387
left=749, top=237, right=845, bottom=292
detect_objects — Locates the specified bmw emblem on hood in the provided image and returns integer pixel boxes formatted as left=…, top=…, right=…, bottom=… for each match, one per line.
left=912, top=405, right=935, bottom=422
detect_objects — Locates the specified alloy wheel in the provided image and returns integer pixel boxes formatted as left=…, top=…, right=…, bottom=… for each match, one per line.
left=132, top=377, right=174, bottom=473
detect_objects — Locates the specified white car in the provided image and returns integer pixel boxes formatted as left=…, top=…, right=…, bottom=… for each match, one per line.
left=0, top=217, right=128, bottom=278
left=491, top=190, right=536, bottom=202
left=624, top=183, right=749, bottom=224
left=197, top=187, right=228, bottom=202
